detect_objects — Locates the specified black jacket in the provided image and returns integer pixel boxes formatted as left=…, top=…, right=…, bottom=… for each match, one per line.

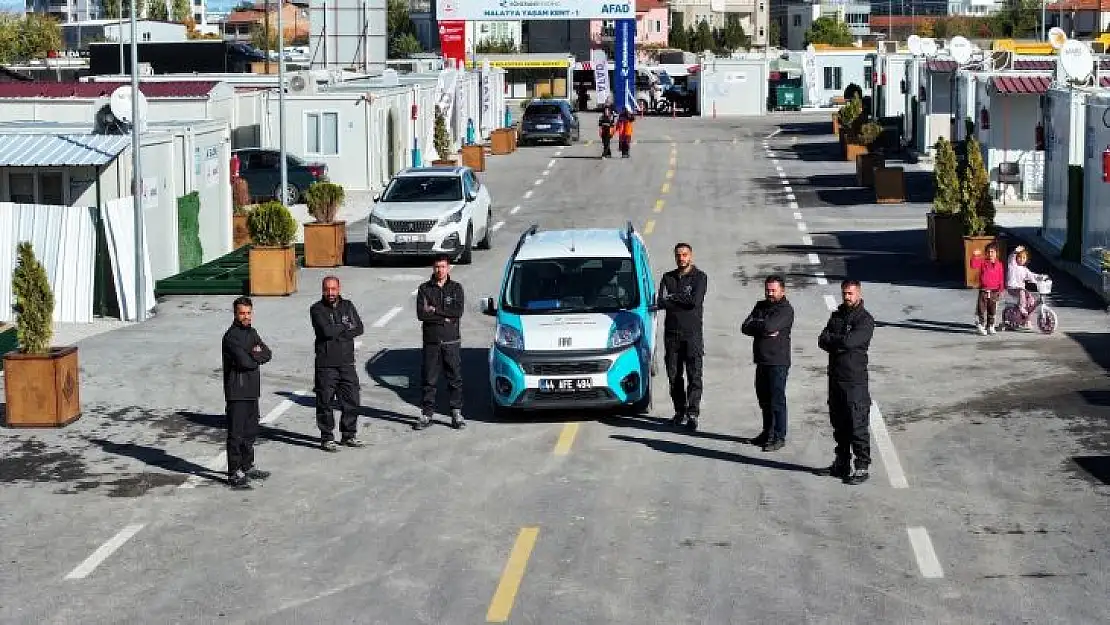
left=818, top=300, right=874, bottom=385
left=659, top=266, right=708, bottom=339
left=310, top=297, right=364, bottom=368
left=741, top=297, right=794, bottom=366
left=222, top=322, right=272, bottom=401
left=417, top=276, right=465, bottom=344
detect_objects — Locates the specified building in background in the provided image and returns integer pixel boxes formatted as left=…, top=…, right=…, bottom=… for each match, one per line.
left=223, top=0, right=310, bottom=44
left=25, top=0, right=101, bottom=22
left=591, top=0, right=670, bottom=53
left=469, top=20, right=523, bottom=51
left=1044, top=0, right=1110, bottom=38
left=306, top=0, right=386, bottom=71
left=61, top=19, right=188, bottom=52
left=667, top=0, right=770, bottom=48
left=785, top=2, right=870, bottom=50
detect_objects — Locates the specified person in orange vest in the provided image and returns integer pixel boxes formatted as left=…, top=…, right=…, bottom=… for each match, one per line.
left=615, top=109, right=634, bottom=159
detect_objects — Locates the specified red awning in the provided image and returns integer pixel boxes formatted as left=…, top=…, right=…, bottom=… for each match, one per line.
left=927, top=59, right=958, bottom=72
left=991, top=75, right=1052, bottom=95
left=1102, top=76, right=1110, bottom=88
left=1013, top=60, right=1055, bottom=71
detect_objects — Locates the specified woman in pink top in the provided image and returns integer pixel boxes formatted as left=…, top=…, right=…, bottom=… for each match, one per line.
left=970, top=243, right=1005, bottom=335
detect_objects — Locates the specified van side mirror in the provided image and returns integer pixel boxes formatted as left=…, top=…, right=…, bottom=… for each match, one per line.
left=481, top=296, right=496, bottom=316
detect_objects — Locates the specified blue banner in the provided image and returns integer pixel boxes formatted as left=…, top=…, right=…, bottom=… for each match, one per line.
left=613, top=18, right=636, bottom=114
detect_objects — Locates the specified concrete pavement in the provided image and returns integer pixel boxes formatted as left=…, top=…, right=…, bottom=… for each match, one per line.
left=0, top=112, right=1107, bottom=624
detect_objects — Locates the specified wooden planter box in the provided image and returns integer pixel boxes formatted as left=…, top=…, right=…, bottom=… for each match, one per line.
left=832, top=114, right=840, bottom=135
left=874, top=166, right=905, bottom=203
left=233, top=214, right=250, bottom=249
left=490, top=129, right=513, bottom=155
left=963, top=235, right=1006, bottom=288
left=461, top=145, right=486, bottom=171
left=432, top=158, right=457, bottom=166
left=845, top=142, right=868, bottom=163
left=249, top=245, right=299, bottom=296
left=856, top=153, right=886, bottom=187
left=303, top=221, right=346, bottom=268
left=927, top=212, right=963, bottom=265
left=3, top=347, right=81, bottom=428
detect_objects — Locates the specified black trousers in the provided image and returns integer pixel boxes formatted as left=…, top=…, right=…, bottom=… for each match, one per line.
left=755, top=364, right=790, bottom=441
left=422, top=341, right=463, bottom=414
left=664, top=335, right=703, bottom=416
left=601, top=130, right=612, bottom=157
left=315, top=365, right=360, bottom=441
left=828, top=381, right=871, bottom=467
left=226, top=399, right=260, bottom=476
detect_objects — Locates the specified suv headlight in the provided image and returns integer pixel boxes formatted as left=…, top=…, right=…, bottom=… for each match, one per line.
left=439, top=207, right=464, bottom=227
left=495, top=324, right=524, bottom=350
left=370, top=213, right=388, bottom=228
left=608, top=320, right=642, bottom=349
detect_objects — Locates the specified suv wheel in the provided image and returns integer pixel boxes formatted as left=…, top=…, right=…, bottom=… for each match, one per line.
left=476, top=212, right=493, bottom=249
left=456, top=223, right=474, bottom=265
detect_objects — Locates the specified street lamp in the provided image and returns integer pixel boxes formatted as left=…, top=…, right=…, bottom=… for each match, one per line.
left=277, top=0, right=288, bottom=207
left=130, top=0, right=146, bottom=322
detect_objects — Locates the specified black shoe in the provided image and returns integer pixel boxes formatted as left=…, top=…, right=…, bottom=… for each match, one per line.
left=451, top=409, right=466, bottom=430
left=340, top=437, right=366, bottom=447
left=228, top=472, right=252, bottom=490
left=684, top=415, right=698, bottom=431
left=762, top=439, right=785, bottom=452
left=244, top=467, right=271, bottom=480
left=414, top=415, right=432, bottom=430
left=815, top=459, right=850, bottom=478
left=321, top=440, right=340, bottom=452
left=750, top=432, right=770, bottom=447
left=844, top=468, right=870, bottom=485
left=671, top=413, right=686, bottom=427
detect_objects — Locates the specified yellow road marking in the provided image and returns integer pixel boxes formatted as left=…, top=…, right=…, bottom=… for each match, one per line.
left=486, top=527, right=540, bottom=623
left=553, top=422, right=580, bottom=455
left=669, top=156, right=676, bottom=166
left=585, top=140, right=594, bottom=146
left=644, top=220, right=656, bottom=235
left=660, top=182, right=670, bottom=194
left=654, top=199, right=664, bottom=213
left=665, top=170, right=674, bottom=180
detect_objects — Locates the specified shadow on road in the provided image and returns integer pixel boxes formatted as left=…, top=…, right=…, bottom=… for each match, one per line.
left=610, top=434, right=820, bottom=475
left=1072, top=456, right=1110, bottom=485
left=875, top=318, right=977, bottom=334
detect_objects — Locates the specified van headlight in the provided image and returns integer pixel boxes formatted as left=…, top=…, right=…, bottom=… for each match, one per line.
left=370, top=213, right=388, bottom=228
left=440, top=207, right=464, bottom=226
left=608, top=320, right=642, bottom=349
left=495, top=324, right=524, bottom=350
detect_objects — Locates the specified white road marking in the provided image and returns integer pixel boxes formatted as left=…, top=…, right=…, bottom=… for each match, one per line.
left=354, top=340, right=363, bottom=350
left=778, top=171, right=788, bottom=179
left=783, top=187, right=792, bottom=194
left=796, top=222, right=807, bottom=232
left=533, top=179, right=543, bottom=186
left=510, top=205, right=521, bottom=214
left=548, top=159, right=556, bottom=168
left=541, top=170, right=550, bottom=177
left=372, top=306, right=403, bottom=328
left=823, top=294, right=837, bottom=311
left=789, top=201, right=800, bottom=210
left=815, top=271, right=828, bottom=285
left=871, top=402, right=910, bottom=489
left=801, top=235, right=813, bottom=245
left=907, top=527, right=944, bottom=578
left=781, top=180, right=790, bottom=186
left=766, top=128, right=782, bottom=139
left=807, top=253, right=821, bottom=265
left=523, top=190, right=533, bottom=199
left=492, top=220, right=505, bottom=231
left=772, top=160, right=780, bottom=167
left=786, top=193, right=796, bottom=201
left=793, top=211, right=803, bottom=220
left=65, top=524, right=145, bottom=580
left=693, top=138, right=701, bottom=144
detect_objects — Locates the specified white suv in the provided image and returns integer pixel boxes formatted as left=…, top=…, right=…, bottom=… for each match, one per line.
left=367, top=166, right=493, bottom=264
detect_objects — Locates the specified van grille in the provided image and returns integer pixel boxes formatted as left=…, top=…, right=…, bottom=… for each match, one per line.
left=525, top=360, right=610, bottom=376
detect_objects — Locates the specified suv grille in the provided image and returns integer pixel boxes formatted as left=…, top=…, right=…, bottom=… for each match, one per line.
left=387, top=219, right=436, bottom=233
left=525, top=361, right=610, bottom=376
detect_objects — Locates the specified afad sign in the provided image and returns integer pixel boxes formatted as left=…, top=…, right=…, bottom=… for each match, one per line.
left=437, top=0, right=634, bottom=21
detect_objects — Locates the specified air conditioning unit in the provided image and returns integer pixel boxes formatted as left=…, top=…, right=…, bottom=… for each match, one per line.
left=287, top=70, right=316, bottom=94
left=880, top=41, right=898, bottom=54
left=138, top=62, right=153, bottom=76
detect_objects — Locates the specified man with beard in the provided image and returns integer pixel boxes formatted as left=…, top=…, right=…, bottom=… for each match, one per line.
left=817, top=279, right=875, bottom=485
left=658, top=242, right=708, bottom=430
left=222, top=296, right=272, bottom=490
left=741, top=275, right=794, bottom=451
left=415, top=254, right=466, bottom=430
left=310, top=276, right=365, bottom=451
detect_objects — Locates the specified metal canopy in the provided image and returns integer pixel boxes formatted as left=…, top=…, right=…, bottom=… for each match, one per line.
left=0, top=134, right=130, bottom=167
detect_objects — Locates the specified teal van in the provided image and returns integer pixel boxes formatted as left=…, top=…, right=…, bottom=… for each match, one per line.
left=480, top=223, right=658, bottom=416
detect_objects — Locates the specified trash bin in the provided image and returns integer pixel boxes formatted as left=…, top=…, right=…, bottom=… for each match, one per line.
left=775, top=85, right=802, bottom=111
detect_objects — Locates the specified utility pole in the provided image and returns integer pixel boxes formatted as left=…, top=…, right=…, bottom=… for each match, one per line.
left=130, top=0, right=146, bottom=322
left=277, top=0, right=288, bottom=206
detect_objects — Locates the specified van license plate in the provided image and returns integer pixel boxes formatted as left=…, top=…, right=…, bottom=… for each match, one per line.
left=539, top=378, right=592, bottom=392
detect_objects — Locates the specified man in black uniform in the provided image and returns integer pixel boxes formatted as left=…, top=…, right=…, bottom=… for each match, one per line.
left=309, top=276, right=365, bottom=452
left=658, top=242, right=708, bottom=430
left=415, top=254, right=466, bottom=430
left=221, top=296, right=272, bottom=490
left=599, top=105, right=616, bottom=158
left=817, top=279, right=875, bottom=485
left=741, top=275, right=795, bottom=452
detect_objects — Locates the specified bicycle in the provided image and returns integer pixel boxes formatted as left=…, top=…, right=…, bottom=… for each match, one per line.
left=1001, top=275, right=1058, bottom=334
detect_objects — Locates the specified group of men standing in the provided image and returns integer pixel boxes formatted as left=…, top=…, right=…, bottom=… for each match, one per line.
left=659, top=243, right=874, bottom=486
left=220, top=254, right=466, bottom=490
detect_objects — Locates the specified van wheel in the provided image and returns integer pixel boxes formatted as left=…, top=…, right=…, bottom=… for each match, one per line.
left=629, top=387, right=652, bottom=415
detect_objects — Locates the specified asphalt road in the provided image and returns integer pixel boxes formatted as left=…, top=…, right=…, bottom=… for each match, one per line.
left=1, top=112, right=1108, bottom=624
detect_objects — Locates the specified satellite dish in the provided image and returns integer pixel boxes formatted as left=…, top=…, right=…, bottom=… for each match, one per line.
left=1048, top=27, right=1067, bottom=50
left=907, top=35, right=923, bottom=56
left=949, top=36, right=972, bottom=65
left=109, top=86, right=148, bottom=127
left=805, top=43, right=816, bottom=55
left=1059, top=39, right=1094, bottom=80
left=920, top=38, right=938, bottom=56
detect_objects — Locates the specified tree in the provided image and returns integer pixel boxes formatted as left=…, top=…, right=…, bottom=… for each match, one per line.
left=103, top=0, right=121, bottom=19
left=390, top=33, right=423, bottom=57
left=668, top=13, right=687, bottom=50
left=768, top=19, right=781, bottom=47
left=804, top=17, right=853, bottom=47
left=932, top=137, right=960, bottom=215
left=989, top=0, right=1039, bottom=38
left=694, top=20, right=714, bottom=53
left=250, top=23, right=277, bottom=51
left=172, top=0, right=191, bottom=22
left=720, top=13, right=747, bottom=51
left=0, top=14, right=63, bottom=64
left=388, top=0, right=420, bottom=56
left=147, top=0, right=169, bottom=21
left=474, top=37, right=517, bottom=54
left=12, top=242, right=54, bottom=355
left=961, top=137, right=995, bottom=236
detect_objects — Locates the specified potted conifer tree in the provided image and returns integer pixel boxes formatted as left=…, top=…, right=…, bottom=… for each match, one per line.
left=431, top=106, right=457, bottom=165
left=960, top=137, right=1004, bottom=287
left=303, top=181, right=347, bottom=267
left=232, top=176, right=252, bottom=249
left=3, top=242, right=81, bottom=427
left=928, top=137, right=963, bottom=264
left=247, top=200, right=300, bottom=295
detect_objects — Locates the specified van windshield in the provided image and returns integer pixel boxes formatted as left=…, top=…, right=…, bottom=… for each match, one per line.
left=502, top=257, right=639, bottom=313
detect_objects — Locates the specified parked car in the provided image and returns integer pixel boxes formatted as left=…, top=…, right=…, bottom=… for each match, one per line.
left=232, top=148, right=327, bottom=205
left=480, top=222, right=657, bottom=417
left=366, top=166, right=493, bottom=265
left=518, top=99, right=580, bottom=146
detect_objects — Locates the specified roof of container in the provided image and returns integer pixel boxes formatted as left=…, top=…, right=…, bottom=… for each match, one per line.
left=991, top=75, right=1052, bottom=95
left=0, top=81, right=220, bottom=99
left=515, top=229, right=632, bottom=261
left=0, top=134, right=129, bottom=167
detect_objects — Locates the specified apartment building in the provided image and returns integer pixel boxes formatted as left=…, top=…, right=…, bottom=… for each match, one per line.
left=785, top=1, right=870, bottom=50
left=668, top=0, right=770, bottom=47
left=25, top=0, right=209, bottom=26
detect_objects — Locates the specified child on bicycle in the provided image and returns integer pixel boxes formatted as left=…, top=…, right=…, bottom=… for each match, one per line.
left=1006, top=245, right=1046, bottom=327
left=970, top=243, right=1004, bottom=335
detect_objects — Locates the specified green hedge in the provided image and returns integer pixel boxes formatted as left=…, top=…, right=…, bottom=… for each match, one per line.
left=177, top=192, right=204, bottom=271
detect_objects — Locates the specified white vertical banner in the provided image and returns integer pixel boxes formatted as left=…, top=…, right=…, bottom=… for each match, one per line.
left=591, top=48, right=611, bottom=107
left=480, top=59, right=493, bottom=136
left=803, top=45, right=819, bottom=106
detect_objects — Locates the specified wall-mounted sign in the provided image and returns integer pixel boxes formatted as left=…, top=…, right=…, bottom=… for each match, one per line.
left=438, top=0, right=634, bottom=21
